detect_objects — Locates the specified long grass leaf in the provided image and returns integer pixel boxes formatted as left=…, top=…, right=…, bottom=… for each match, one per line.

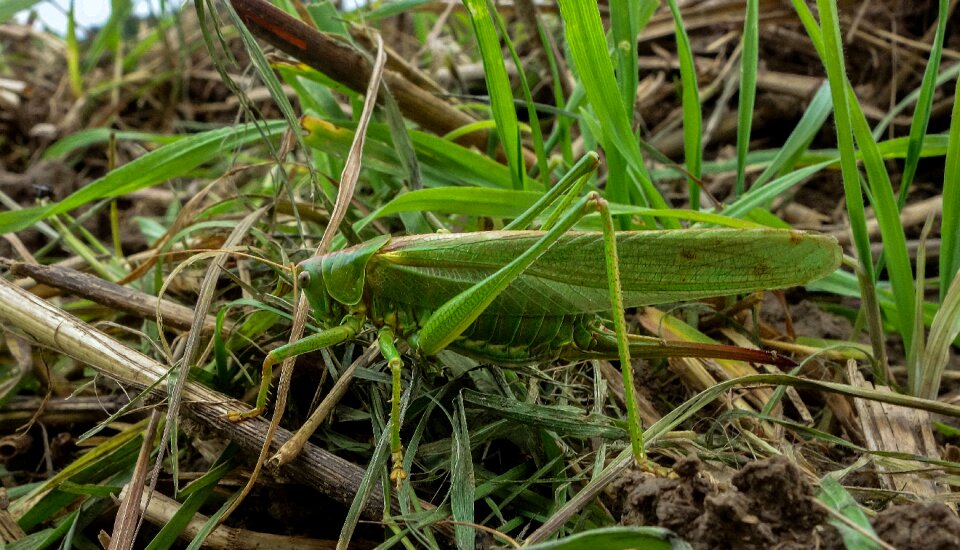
left=372, top=188, right=541, bottom=219
left=44, top=129, right=180, bottom=160
left=872, top=62, right=960, bottom=139
left=0, top=121, right=287, bottom=234
left=807, top=1, right=872, bottom=277
left=6, top=511, right=80, bottom=550
left=735, top=0, right=759, bottom=197
left=464, top=390, right=626, bottom=439
left=796, top=0, right=893, bottom=365
left=301, top=117, right=521, bottom=189
left=337, top=412, right=393, bottom=548
left=919, top=271, right=960, bottom=399
left=523, top=526, right=678, bottom=550
left=451, top=394, right=476, bottom=549
left=942, top=77, right=960, bottom=299
left=556, top=0, right=677, bottom=226
left=751, top=83, right=832, bottom=189
left=490, top=6, right=549, bottom=187
left=12, top=421, right=145, bottom=529
left=145, top=452, right=237, bottom=550
left=82, top=0, right=131, bottom=74
left=609, top=0, right=638, bottom=117
left=214, top=0, right=324, bottom=238
left=846, top=88, right=917, bottom=369
left=723, top=161, right=832, bottom=219
left=606, top=0, right=639, bottom=218
left=465, top=0, right=524, bottom=190
left=896, top=0, right=949, bottom=202
left=666, top=0, right=703, bottom=209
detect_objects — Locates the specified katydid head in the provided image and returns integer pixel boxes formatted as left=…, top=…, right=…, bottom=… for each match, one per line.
left=297, top=235, right=393, bottom=323
left=296, top=258, right=338, bottom=324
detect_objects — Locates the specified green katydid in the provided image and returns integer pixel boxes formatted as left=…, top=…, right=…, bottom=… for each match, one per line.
left=228, top=152, right=842, bottom=487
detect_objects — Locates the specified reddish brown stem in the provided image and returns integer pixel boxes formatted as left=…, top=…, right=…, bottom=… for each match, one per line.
left=228, top=0, right=483, bottom=150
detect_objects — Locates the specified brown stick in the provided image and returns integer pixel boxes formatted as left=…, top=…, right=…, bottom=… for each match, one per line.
left=228, top=0, right=483, bottom=151
left=6, top=261, right=227, bottom=334
left=0, top=396, right=128, bottom=429
left=0, top=277, right=450, bottom=537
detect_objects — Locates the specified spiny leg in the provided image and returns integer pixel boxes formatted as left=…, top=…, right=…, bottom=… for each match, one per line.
left=377, top=326, right=406, bottom=487
left=596, top=197, right=644, bottom=464
left=270, top=343, right=381, bottom=468
left=504, top=151, right=599, bottom=231
left=227, top=316, right=362, bottom=422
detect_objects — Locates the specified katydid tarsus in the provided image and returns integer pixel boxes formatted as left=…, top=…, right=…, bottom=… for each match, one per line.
left=228, top=152, right=842, bottom=489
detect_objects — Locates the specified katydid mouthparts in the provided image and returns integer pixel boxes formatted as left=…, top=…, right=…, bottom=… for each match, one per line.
left=227, top=190, right=842, bottom=494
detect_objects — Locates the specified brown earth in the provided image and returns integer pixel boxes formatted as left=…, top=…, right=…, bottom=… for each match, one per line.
left=612, top=455, right=960, bottom=549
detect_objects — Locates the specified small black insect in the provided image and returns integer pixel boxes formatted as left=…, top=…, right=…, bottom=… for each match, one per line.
left=32, top=184, right=54, bottom=201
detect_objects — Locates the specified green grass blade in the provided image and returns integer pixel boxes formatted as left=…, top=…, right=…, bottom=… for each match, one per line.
left=66, top=0, right=82, bottom=97
left=372, top=188, right=541, bottom=220
left=523, top=526, right=679, bottom=550
left=895, top=0, right=949, bottom=202
left=872, top=62, right=960, bottom=139
left=796, top=0, right=894, bottom=363
left=451, top=394, right=476, bottom=549
left=735, top=0, right=759, bottom=197
left=217, top=1, right=303, bottom=134
left=82, top=0, right=131, bottom=74
left=942, top=76, right=960, bottom=300
left=809, top=270, right=960, bottom=348
left=600, top=0, right=637, bottom=219
left=12, top=420, right=145, bottom=529
left=362, top=0, right=434, bottom=21
left=818, top=476, right=880, bottom=550
left=610, top=0, right=638, bottom=117
left=919, top=271, right=960, bottom=399
left=846, top=88, right=917, bottom=367
left=145, top=451, right=237, bottom=550
left=556, top=0, right=677, bottom=226
left=338, top=379, right=416, bottom=549
left=464, top=390, right=626, bottom=439
left=808, top=0, right=872, bottom=277
left=723, top=161, right=833, bottom=219
left=217, top=0, right=325, bottom=234
left=301, top=117, right=522, bottom=189
left=490, top=5, right=549, bottom=187
left=43, top=129, right=180, bottom=161
left=791, top=0, right=825, bottom=56
left=751, top=83, right=832, bottom=189
left=7, top=511, right=80, bottom=550
left=0, top=121, right=287, bottom=234
left=465, top=0, right=524, bottom=190
left=0, top=0, right=42, bottom=22
left=666, top=0, right=703, bottom=209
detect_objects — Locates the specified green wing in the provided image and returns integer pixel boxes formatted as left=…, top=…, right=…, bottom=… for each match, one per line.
left=365, top=229, right=841, bottom=316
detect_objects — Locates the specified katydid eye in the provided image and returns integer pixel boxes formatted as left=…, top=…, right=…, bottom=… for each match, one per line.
left=298, top=271, right=311, bottom=288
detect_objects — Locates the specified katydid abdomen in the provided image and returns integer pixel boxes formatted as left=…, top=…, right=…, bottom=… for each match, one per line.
left=363, top=229, right=839, bottom=315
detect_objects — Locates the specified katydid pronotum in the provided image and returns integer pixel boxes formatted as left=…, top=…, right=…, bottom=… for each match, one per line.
left=228, top=152, right=841, bottom=491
